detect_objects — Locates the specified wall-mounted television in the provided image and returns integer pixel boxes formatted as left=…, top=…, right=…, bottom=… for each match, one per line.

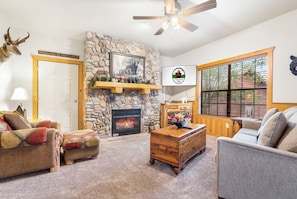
left=162, top=65, right=197, bottom=86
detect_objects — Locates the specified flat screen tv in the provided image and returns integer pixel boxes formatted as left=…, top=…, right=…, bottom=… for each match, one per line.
left=162, top=65, right=197, bottom=86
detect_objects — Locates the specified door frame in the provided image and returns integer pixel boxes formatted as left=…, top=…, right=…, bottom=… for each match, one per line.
left=32, top=55, right=84, bottom=130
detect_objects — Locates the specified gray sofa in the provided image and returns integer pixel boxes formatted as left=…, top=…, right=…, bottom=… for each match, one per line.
left=217, top=106, right=297, bottom=199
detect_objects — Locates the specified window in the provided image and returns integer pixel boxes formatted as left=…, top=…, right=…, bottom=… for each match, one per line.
left=200, top=48, right=273, bottom=119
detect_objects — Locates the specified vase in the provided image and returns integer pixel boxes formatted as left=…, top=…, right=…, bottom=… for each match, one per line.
left=173, top=121, right=187, bottom=128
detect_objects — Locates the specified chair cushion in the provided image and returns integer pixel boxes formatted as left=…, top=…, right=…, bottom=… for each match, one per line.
left=257, top=112, right=287, bottom=147
left=261, top=108, right=278, bottom=127
left=3, top=112, right=31, bottom=130
left=63, top=129, right=100, bottom=150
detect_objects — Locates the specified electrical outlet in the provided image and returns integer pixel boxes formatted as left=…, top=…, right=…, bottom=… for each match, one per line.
left=226, top=123, right=229, bottom=128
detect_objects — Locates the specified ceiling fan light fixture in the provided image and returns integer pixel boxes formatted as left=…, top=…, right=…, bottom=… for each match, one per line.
left=162, top=20, right=170, bottom=30
left=170, top=16, right=179, bottom=26
left=174, top=24, right=181, bottom=31
left=133, top=0, right=217, bottom=35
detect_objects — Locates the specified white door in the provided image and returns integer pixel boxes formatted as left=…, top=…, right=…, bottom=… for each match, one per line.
left=38, top=61, right=78, bottom=132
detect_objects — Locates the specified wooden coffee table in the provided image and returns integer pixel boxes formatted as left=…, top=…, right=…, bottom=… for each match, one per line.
left=150, top=123, right=206, bottom=174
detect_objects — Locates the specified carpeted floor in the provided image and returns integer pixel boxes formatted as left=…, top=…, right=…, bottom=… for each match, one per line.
left=0, top=133, right=218, bottom=199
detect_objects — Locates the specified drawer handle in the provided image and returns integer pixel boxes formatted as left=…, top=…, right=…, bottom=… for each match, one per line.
left=159, top=145, right=166, bottom=150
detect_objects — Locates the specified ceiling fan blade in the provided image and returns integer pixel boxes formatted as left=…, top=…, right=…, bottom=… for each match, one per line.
left=179, top=19, right=198, bottom=32
left=164, top=0, right=176, bottom=15
left=154, top=27, right=165, bottom=35
left=133, top=16, right=165, bottom=20
left=180, top=0, right=217, bottom=17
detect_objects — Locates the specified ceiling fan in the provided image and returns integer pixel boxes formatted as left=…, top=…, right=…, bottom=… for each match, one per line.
left=133, top=0, right=217, bottom=35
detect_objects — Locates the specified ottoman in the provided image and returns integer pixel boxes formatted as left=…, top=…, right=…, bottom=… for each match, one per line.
left=62, top=129, right=100, bottom=165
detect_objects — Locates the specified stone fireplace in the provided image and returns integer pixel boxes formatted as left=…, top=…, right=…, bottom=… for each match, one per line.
left=84, top=32, right=161, bottom=137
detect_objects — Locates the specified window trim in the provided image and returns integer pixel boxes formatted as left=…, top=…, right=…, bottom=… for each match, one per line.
left=196, top=47, right=275, bottom=115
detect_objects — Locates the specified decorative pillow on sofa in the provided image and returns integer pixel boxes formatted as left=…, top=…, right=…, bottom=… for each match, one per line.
left=1, top=128, right=47, bottom=149
left=276, top=113, right=297, bottom=153
left=33, top=120, right=51, bottom=128
left=3, top=112, right=31, bottom=130
left=26, top=127, right=47, bottom=145
left=0, top=118, right=12, bottom=131
left=257, top=112, right=287, bottom=147
left=260, top=108, right=278, bottom=127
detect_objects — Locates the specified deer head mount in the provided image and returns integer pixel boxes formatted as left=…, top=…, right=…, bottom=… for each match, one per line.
left=0, top=27, right=30, bottom=64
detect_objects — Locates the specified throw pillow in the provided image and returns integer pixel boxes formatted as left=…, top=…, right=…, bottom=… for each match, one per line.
left=3, top=113, right=31, bottom=130
left=26, top=127, right=47, bottom=145
left=261, top=108, right=278, bottom=127
left=0, top=118, right=12, bottom=131
left=276, top=113, right=297, bottom=153
left=257, top=112, right=287, bottom=147
left=35, top=120, right=51, bottom=128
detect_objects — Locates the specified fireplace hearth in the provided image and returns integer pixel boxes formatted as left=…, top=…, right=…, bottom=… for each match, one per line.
left=112, top=109, right=141, bottom=136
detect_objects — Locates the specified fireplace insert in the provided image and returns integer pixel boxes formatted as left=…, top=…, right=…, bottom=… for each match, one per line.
left=112, top=109, right=141, bottom=136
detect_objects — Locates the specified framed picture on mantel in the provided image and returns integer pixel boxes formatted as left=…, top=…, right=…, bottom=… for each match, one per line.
left=110, top=52, right=145, bottom=82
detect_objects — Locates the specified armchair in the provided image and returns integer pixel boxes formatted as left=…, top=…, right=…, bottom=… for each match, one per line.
left=0, top=111, right=61, bottom=179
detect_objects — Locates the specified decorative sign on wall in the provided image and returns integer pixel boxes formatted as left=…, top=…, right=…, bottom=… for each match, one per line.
left=38, top=50, right=79, bottom=59
left=162, top=65, right=196, bottom=86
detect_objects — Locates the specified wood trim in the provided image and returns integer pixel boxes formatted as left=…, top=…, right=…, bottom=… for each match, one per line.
left=196, top=114, right=234, bottom=137
left=196, top=46, right=275, bottom=113
left=194, top=47, right=278, bottom=137
left=270, top=103, right=297, bottom=111
left=32, top=55, right=85, bottom=130
left=197, top=47, right=275, bottom=70
left=93, top=81, right=161, bottom=94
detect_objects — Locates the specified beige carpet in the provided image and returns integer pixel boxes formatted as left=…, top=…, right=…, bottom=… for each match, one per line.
left=0, top=133, right=218, bottom=199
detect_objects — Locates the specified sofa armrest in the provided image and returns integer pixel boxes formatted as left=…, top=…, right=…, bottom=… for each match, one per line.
left=50, top=122, right=59, bottom=129
left=241, top=119, right=262, bottom=130
left=217, top=137, right=297, bottom=199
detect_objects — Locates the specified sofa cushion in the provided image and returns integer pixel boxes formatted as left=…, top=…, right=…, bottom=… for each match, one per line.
left=3, top=112, right=31, bottom=130
left=261, top=108, right=278, bottom=127
left=63, top=129, right=99, bottom=150
left=236, top=128, right=259, bottom=137
left=232, top=133, right=258, bottom=144
left=257, top=112, right=287, bottom=147
left=0, top=128, right=47, bottom=149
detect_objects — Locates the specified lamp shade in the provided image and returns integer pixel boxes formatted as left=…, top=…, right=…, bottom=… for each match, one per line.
left=10, top=87, right=30, bottom=101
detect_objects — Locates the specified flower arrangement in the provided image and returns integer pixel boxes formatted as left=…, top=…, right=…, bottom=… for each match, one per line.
left=169, top=112, right=191, bottom=123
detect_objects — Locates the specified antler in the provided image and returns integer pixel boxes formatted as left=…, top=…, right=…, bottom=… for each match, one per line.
left=4, top=27, right=12, bottom=42
left=5, top=27, right=30, bottom=44
left=16, top=32, right=30, bottom=44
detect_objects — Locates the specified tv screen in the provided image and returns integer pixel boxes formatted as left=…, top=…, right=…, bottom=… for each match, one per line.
left=162, top=65, right=197, bottom=86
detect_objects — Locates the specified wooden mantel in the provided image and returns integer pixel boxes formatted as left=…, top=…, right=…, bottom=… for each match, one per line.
left=93, top=81, right=162, bottom=94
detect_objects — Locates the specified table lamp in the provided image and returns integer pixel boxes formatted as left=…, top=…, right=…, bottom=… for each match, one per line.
left=10, top=87, right=30, bottom=117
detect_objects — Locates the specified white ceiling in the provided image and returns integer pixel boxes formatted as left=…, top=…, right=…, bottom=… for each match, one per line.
left=1, top=0, right=297, bottom=57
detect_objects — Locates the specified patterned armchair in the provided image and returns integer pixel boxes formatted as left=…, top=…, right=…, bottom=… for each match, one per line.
left=0, top=111, right=61, bottom=179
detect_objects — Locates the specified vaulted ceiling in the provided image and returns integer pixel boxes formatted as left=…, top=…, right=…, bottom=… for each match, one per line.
left=1, top=0, right=297, bottom=57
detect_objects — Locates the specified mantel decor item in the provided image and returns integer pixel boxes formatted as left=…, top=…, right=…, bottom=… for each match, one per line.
left=110, top=52, right=145, bottom=83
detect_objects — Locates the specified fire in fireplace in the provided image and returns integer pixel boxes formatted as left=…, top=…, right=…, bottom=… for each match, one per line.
left=112, top=109, right=141, bottom=136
